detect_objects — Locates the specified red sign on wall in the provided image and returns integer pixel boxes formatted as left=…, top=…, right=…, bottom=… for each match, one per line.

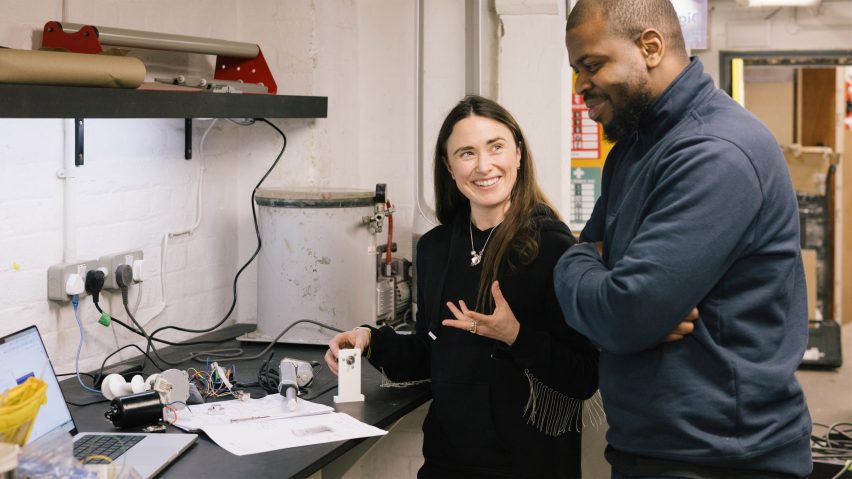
left=571, top=93, right=601, bottom=159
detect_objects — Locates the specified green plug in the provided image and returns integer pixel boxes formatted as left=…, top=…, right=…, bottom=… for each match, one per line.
left=98, top=312, right=112, bottom=327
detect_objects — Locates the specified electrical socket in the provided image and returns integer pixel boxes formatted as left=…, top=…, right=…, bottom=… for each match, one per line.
left=99, top=250, right=144, bottom=290
left=47, top=260, right=99, bottom=301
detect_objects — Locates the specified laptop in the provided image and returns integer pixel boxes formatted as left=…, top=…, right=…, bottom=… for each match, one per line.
left=0, top=325, right=197, bottom=478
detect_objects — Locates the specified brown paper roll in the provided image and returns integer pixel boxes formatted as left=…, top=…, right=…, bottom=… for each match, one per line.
left=0, top=48, right=146, bottom=88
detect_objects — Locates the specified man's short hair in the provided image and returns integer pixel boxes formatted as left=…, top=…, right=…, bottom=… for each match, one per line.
left=567, top=0, right=687, bottom=56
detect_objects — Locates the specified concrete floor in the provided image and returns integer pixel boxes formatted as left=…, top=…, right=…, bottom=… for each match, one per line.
left=797, top=320, right=852, bottom=477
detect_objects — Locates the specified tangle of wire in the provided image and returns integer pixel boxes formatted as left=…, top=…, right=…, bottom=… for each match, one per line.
left=78, top=118, right=287, bottom=384
left=812, top=422, right=852, bottom=479
left=254, top=351, right=334, bottom=400
left=188, top=364, right=238, bottom=399
left=146, top=118, right=285, bottom=341
left=193, top=318, right=344, bottom=364
left=133, top=118, right=287, bottom=369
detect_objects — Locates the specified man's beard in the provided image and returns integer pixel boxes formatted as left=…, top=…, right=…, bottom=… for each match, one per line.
left=601, top=80, right=654, bottom=143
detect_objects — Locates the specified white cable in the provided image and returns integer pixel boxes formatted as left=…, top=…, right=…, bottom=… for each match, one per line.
left=171, top=118, right=217, bottom=237
left=132, top=277, right=143, bottom=316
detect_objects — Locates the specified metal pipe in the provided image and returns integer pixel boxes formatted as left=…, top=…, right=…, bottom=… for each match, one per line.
left=59, top=22, right=259, bottom=58
left=415, top=0, right=437, bottom=226
left=465, top=0, right=482, bottom=95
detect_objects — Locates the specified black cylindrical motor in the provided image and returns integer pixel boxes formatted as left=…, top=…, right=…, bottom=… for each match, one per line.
left=104, top=390, right=162, bottom=429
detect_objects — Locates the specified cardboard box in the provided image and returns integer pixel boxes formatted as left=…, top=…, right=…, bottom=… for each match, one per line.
left=783, top=145, right=836, bottom=195
left=802, top=248, right=818, bottom=320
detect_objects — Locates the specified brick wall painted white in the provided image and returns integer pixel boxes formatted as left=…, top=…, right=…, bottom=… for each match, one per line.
left=0, top=1, right=353, bottom=375
left=0, top=0, right=618, bottom=476
left=496, top=1, right=572, bottom=223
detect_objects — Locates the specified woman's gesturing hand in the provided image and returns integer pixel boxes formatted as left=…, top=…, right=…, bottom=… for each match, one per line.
left=442, top=281, right=521, bottom=346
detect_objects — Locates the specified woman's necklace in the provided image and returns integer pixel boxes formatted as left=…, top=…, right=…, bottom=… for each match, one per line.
left=469, top=220, right=497, bottom=267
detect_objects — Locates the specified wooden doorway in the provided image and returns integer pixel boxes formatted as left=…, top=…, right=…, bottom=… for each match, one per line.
left=721, top=50, right=852, bottom=325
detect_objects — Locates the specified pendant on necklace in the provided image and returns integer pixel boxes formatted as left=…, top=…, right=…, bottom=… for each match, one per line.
left=470, top=251, right=481, bottom=266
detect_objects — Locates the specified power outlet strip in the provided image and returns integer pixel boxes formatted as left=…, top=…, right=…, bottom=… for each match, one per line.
left=99, top=250, right=144, bottom=290
left=47, top=260, right=99, bottom=301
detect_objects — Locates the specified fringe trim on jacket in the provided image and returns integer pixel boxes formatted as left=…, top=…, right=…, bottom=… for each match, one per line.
left=379, top=368, right=431, bottom=388
left=522, top=369, right=606, bottom=437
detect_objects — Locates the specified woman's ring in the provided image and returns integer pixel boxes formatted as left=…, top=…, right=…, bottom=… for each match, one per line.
left=469, top=320, right=477, bottom=334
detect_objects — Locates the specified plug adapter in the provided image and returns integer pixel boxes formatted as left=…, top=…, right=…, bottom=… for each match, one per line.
left=47, top=260, right=98, bottom=301
left=99, top=250, right=144, bottom=290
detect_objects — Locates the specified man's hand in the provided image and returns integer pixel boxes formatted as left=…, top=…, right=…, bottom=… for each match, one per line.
left=664, top=307, right=699, bottom=342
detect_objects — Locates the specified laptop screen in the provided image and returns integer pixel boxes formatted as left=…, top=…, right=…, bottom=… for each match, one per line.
left=0, top=326, right=77, bottom=442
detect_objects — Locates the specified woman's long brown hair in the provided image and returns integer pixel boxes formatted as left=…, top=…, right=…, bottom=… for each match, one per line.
left=433, top=95, right=560, bottom=312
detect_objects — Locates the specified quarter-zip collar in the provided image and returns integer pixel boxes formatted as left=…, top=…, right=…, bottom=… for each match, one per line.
left=636, top=58, right=715, bottom=149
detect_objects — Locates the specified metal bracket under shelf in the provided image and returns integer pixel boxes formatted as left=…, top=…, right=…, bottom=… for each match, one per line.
left=72, top=118, right=194, bottom=166
left=74, top=118, right=84, bottom=166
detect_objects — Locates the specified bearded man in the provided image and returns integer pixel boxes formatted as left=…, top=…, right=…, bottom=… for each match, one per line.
left=554, top=0, right=813, bottom=477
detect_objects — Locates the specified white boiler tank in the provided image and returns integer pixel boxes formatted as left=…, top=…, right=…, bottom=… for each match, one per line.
left=253, top=187, right=378, bottom=345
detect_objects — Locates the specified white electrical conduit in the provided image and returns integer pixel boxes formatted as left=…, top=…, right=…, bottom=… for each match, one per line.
left=61, top=119, right=77, bottom=262
left=132, top=119, right=219, bottom=327
left=415, top=0, right=437, bottom=227
left=414, top=0, right=482, bottom=228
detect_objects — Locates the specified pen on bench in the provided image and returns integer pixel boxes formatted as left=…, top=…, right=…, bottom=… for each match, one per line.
left=230, top=415, right=271, bottom=423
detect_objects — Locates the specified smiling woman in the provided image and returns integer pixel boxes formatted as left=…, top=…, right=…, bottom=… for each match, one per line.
left=325, top=95, right=601, bottom=478
left=444, top=115, right=521, bottom=231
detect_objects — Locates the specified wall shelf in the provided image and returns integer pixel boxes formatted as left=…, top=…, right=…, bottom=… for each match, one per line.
left=0, top=83, right=328, bottom=119
left=0, top=83, right=328, bottom=164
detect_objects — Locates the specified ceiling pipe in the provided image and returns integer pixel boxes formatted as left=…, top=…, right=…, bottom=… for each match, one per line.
left=736, top=0, right=821, bottom=8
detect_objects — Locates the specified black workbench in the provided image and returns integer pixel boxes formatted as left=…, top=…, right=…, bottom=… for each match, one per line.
left=60, top=324, right=431, bottom=479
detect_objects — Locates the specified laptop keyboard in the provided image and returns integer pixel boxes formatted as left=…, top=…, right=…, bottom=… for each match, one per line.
left=73, top=434, right=146, bottom=464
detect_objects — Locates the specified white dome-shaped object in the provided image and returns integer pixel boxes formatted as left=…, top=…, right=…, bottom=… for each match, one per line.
left=100, top=374, right=132, bottom=400
left=130, top=374, right=146, bottom=393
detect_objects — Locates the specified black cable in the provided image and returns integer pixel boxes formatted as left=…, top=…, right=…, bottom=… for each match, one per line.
left=300, top=383, right=338, bottom=401
left=84, top=120, right=286, bottom=382
left=112, top=288, right=184, bottom=368
left=66, top=398, right=110, bottom=407
left=191, top=318, right=343, bottom=363
left=88, top=121, right=349, bottom=385
left=257, top=352, right=280, bottom=394
left=122, top=301, right=241, bottom=367
left=147, top=118, right=286, bottom=341
left=95, top=300, right=228, bottom=347
left=96, top=343, right=168, bottom=374
left=57, top=372, right=95, bottom=380
left=89, top=296, right=233, bottom=382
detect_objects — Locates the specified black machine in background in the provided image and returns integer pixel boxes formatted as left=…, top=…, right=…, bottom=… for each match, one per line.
left=798, top=163, right=842, bottom=368
left=375, top=242, right=413, bottom=329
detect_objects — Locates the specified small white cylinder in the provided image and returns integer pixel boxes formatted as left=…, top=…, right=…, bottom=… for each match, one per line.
left=255, top=187, right=377, bottom=345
